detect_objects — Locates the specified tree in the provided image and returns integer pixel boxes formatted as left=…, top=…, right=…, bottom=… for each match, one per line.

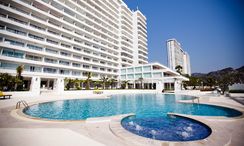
left=109, top=78, right=117, bottom=89
left=74, top=78, right=83, bottom=90
left=0, top=73, right=16, bottom=91
left=175, top=65, right=183, bottom=74
left=16, top=65, right=24, bottom=80
left=16, top=65, right=24, bottom=90
left=84, top=72, right=92, bottom=90
left=217, top=73, right=235, bottom=94
left=121, top=80, right=129, bottom=89
left=64, top=78, right=74, bottom=90
left=100, top=76, right=108, bottom=89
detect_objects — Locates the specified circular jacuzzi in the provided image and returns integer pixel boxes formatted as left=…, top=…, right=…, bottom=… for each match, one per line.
left=121, top=115, right=212, bottom=141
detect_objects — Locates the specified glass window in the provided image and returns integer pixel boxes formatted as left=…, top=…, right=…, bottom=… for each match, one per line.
left=127, top=74, right=134, bottom=79
left=135, top=67, right=142, bottom=72
left=2, top=48, right=24, bottom=58
left=0, top=62, right=18, bottom=69
left=143, top=73, right=152, bottom=78
left=153, top=73, right=162, bottom=78
left=143, top=66, right=151, bottom=71
left=127, top=68, right=134, bottom=73
left=27, top=44, right=43, bottom=51
left=43, top=68, right=57, bottom=73
left=121, top=69, right=126, bottom=74
left=135, top=73, right=142, bottom=79
left=46, top=48, right=58, bottom=54
left=26, top=54, right=42, bottom=61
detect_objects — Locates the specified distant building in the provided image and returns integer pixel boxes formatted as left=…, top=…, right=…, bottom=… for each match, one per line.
left=166, top=39, right=191, bottom=75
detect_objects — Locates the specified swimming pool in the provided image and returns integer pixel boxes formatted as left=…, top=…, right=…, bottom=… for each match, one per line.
left=23, top=93, right=242, bottom=120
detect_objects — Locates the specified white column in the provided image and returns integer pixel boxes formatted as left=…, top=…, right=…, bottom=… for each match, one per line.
left=54, top=78, right=64, bottom=95
left=156, top=81, right=163, bottom=93
left=30, top=76, right=40, bottom=96
left=174, top=80, right=181, bottom=92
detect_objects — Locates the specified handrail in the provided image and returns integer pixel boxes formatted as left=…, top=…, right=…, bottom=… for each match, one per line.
left=192, top=97, right=200, bottom=104
left=16, top=100, right=29, bottom=109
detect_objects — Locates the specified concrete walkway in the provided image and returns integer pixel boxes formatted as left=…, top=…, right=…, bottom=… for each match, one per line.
left=0, top=128, right=105, bottom=146
left=0, top=90, right=243, bottom=146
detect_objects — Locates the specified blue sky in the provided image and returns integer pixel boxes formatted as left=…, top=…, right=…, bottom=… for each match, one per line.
left=124, top=0, right=244, bottom=73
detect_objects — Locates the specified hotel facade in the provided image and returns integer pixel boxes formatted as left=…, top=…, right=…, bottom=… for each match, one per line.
left=0, top=0, right=186, bottom=94
left=166, top=39, right=191, bottom=75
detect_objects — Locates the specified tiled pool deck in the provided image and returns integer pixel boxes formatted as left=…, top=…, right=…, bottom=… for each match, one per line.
left=0, top=90, right=244, bottom=146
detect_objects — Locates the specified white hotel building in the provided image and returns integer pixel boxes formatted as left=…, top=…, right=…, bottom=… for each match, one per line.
left=167, top=39, right=191, bottom=75
left=0, top=0, right=186, bottom=94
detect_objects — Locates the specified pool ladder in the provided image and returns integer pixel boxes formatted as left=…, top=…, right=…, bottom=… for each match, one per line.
left=16, top=100, right=29, bottom=109
left=192, top=97, right=200, bottom=103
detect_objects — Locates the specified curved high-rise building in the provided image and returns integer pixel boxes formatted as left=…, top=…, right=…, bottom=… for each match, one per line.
left=0, top=0, right=148, bottom=93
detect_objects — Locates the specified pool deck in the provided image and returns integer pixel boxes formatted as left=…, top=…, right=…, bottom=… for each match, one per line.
left=0, top=90, right=244, bottom=146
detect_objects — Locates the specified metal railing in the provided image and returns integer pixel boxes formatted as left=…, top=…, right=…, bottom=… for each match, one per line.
left=16, top=100, right=29, bottom=109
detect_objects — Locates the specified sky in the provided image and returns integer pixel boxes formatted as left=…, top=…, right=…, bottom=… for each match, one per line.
left=123, top=0, right=244, bottom=73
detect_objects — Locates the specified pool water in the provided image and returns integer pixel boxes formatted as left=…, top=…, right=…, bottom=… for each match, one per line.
left=121, top=115, right=212, bottom=141
left=23, top=93, right=242, bottom=141
left=24, top=94, right=242, bottom=120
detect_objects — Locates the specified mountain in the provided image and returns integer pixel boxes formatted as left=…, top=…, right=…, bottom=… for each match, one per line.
left=192, top=66, right=244, bottom=77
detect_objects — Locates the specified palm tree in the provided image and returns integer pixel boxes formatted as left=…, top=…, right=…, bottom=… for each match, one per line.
left=84, top=72, right=92, bottom=90
left=15, top=65, right=24, bottom=90
left=100, top=76, right=109, bottom=89
left=16, top=65, right=24, bottom=79
left=138, top=77, right=144, bottom=89
left=109, top=78, right=117, bottom=89
left=175, top=65, right=183, bottom=74
left=122, top=80, right=129, bottom=89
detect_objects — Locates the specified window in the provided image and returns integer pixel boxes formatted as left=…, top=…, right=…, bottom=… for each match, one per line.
left=135, top=74, right=142, bottom=79
left=143, top=66, right=151, bottom=71
left=60, top=51, right=71, bottom=56
left=44, top=58, right=57, bottom=64
left=29, top=34, right=44, bottom=41
left=127, top=68, right=134, bottom=73
left=43, top=68, right=56, bottom=73
left=27, top=44, right=43, bottom=51
left=6, top=27, right=26, bottom=36
left=26, top=54, right=42, bottom=61
left=153, top=73, right=162, bottom=78
left=135, top=67, right=142, bottom=72
left=46, top=48, right=58, bottom=54
left=2, top=48, right=24, bottom=58
left=72, top=63, right=80, bottom=67
left=143, top=73, right=152, bottom=78
left=60, top=69, right=69, bottom=75
left=59, top=60, right=70, bottom=66
left=83, top=65, right=90, bottom=69
left=5, top=39, right=24, bottom=47
left=127, top=74, right=134, bottom=79
left=121, top=69, right=126, bottom=74
left=72, top=71, right=81, bottom=76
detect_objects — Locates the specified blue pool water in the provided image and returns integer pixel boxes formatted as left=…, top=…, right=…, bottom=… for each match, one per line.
left=23, top=94, right=242, bottom=141
left=24, top=94, right=242, bottom=120
left=121, top=115, right=212, bottom=141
